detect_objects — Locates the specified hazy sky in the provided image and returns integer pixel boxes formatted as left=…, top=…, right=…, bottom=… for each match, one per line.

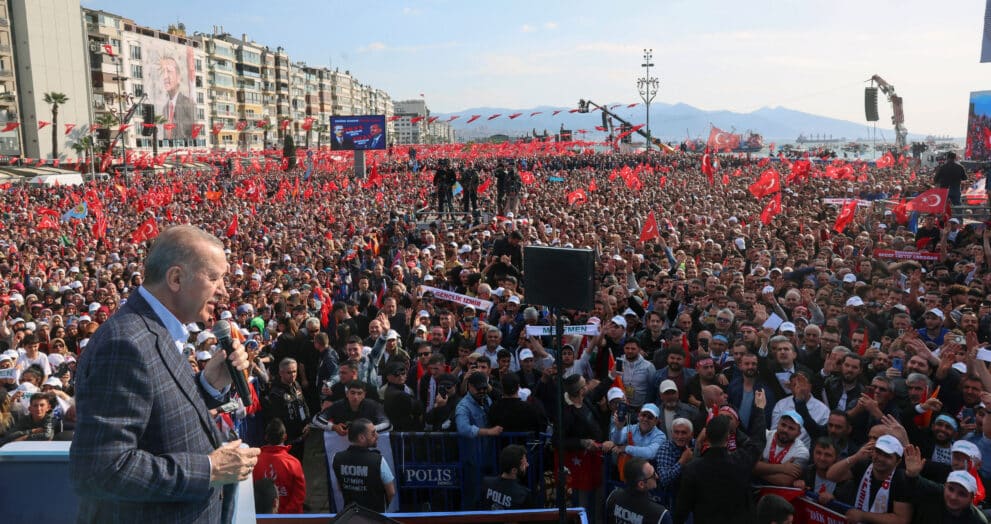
left=82, top=0, right=990, bottom=136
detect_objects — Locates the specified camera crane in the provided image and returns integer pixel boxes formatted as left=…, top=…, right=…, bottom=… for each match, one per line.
left=577, top=99, right=675, bottom=153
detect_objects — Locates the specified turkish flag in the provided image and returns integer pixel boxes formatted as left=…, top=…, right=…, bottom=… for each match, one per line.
left=892, top=199, right=909, bottom=225
left=301, top=117, right=314, bottom=131
left=477, top=177, right=491, bottom=194
left=410, top=116, right=424, bottom=124
left=211, top=122, right=224, bottom=135
left=191, top=124, right=203, bottom=139
left=102, top=43, right=115, bottom=57
left=639, top=211, right=660, bottom=242
left=707, top=126, right=740, bottom=152
left=465, top=115, right=481, bottom=124
left=37, top=215, right=58, bottom=230
left=566, top=189, right=587, bottom=206
left=832, top=200, right=858, bottom=233
left=131, top=217, right=160, bottom=243
left=235, top=120, right=248, bottom=132
left=749, top=168, right=780, bottom=199
left=760, top=193, right=782, bottom=224
left=876, top=151, right=895, bottom=168
left=906, top=188, right=949, bottom=215
left=226, top=214, right=238, bottom=238
left=508, top=113, right=522, bottom=119
left=1, top=122, right=18, bottom=132
left=701, top=150, right=715, bottom=185
left=38, top=121, right=51, bottom=129
left=280, top=119, right=290, bottom=131
left=487, top=114, right=501, bottom=120
left=64, top=123, right=76, bottom=135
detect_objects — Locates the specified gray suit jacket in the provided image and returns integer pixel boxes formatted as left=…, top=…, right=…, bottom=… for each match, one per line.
left=70, top=291, right=232, bottom=523
left=163, top=93, right=196, bottom=140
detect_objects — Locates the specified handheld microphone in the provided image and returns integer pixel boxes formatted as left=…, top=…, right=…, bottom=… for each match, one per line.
left=211, top=320, right=253, bottom=406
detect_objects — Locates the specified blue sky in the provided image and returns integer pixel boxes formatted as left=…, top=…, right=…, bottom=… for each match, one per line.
left=81, top=0, right=990, bottom=136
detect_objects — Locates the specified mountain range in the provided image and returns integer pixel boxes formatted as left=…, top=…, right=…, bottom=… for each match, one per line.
left=434, top=102, right=943, bottom=143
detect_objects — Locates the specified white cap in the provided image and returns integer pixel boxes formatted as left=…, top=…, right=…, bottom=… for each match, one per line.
left=219, top=310, right=233, bottom=320
left=17, top=382, right=38, bottom=394
left=417, top=310, right=430, bottom=318
left=845, top=296, right=864, bottom=307
left=458, top=245, right=471, bottom=254
left=947, top=470, right=978, bottom=494
left=195, top=351, right=213, bottom=361
left=507, top=296, right=521, bottom=305
left=518, top=388, right=532, bottom=402
left=640, top=403, right=660, bottom=418
left=43, top=377, right=62, bottom=388
left=779, top=322, right=796, bottom=334
left=761, top=285, right=774, bottom=294
left=88, top=302, right=101, bottom=312
left=875, top=435, right=904, bottom=457
left=47, top=353, right=65, bottom=368
left=659, top=379, right=678, bottom=393
left=607, top=387, right=626, bottom=402
left=518, top=349, right=534, bottom=361
left=385, top=329, right=399, bottom=341
left=185, top=323, right=202, bottom=333
left=951, top=440, right=982, bottom=461
left=611, top=315, right=627, bottom=328
left=842, top=273, right=857, bottom=283
left=925, top=308, right=945, bottom=320
left=196, top=331, right=216, bottom=345
left=949, top=217, right=961, bottom=224
left=622, top=308, right=637, bottom=317
left=0, top=353, right=12, bottom=364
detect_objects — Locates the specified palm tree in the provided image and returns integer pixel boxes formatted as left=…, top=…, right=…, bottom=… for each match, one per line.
left=260, top=120, right=274, bottom=150
left=43, top=92, right=69, bottom=160
left=71, top=135, right=94, bottom=174
left=315, top=123, right=328, bottom=150
left=94, top=113, right=119, bottom=155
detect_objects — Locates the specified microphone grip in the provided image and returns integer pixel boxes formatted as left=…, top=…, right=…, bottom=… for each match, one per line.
left=219, top=337, right=253, bottom=407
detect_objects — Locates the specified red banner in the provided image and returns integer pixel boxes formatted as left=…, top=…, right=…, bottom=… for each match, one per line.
left=756, top=487, right=847, bottom=524
left=872, top=249, right=941, bottom=261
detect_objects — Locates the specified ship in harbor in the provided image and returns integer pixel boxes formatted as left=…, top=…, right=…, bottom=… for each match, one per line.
left=796, top=133, right=846, bottom=144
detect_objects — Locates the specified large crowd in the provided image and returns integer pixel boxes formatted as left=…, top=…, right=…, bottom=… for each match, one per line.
left=0, top=141, right=987, bottom=523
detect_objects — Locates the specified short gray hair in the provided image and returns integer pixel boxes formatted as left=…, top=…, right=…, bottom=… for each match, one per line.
left=279, top=357, right=297, bottom=371
left=144, top=225, right=223, bottom=285
left=672, top=418, right=694, bottom=433
left=905, top=373, right=931, bottom=388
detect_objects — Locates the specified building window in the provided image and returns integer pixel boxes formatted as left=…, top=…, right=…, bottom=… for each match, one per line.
left=197, top=108, right=205, bottom=120
left=130, top=45, right=141, bottom=60
left=133, top=84, right=143, bottom=97
left=195, top=58, right=202, bottom=72
left=131, top=64, right=143, bottom=79
left=196, top=92, right=204, bottom=104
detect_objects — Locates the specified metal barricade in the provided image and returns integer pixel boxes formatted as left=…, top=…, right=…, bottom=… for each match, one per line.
left=388, top=431, right=552, bottom=512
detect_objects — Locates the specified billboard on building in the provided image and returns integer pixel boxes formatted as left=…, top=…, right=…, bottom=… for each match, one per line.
left=129, top=33, right=199, bottom=142
left=983, top=0, right=991, bottom=62
left=329, top=115, right=386, bottom=150
left=966, top=91, right=991, bottom=161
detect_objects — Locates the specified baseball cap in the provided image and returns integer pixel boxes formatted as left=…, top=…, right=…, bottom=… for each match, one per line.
left=507, top=296, right=521, bottom=305
left=219, top=310, right=233, bottom=320
left=196, top=331, right=216, bottom=345
left=466, top=372, right=490, bottom=390
left=925, top=308, right=945, bottom=320
left=43, top=377, right=62, bottom=388
left=875, top=435, right=904, bottom=456
left=195, top=351, right=212, bottom=361
left=622, top=308, right=638, bottom=317
left=640, top=403, right=660, bottom=418
left=607, top=387, right=626, bottom=402
left=842, top=273, right=857, bottom=283
left=947, top=470, right=978, bottom=494
left=780, top=410, right=804, bottom=427
left=0, top=353, right=12, bottom=364
left=518, top=349, right=534, bottom=361
left=385, top=329, right=400, bottom=341
left=518, top=388, right=532, bottom=402
left=949, top=217, right=961, bottom=224
left=779, top=322, right=796, bottom=334
left=712, top=334, right=729, bottom=343
left=845, top=296, right=864, bottom=307
left=659, top=379, right=678, bottom=393
left=951, top=440, right=982, bottom=461
left=611, top=315, right=627, bottom=328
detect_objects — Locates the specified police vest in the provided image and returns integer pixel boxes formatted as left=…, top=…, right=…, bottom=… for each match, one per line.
left=478, top=476, right=531, bottom=510
left=333, top=445, right=386, bottom=511
left=606, top=487, right=670, bottom=524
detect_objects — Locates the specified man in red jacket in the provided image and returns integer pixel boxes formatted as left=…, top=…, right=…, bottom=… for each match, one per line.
left=253, top=418, right=306, bottom=513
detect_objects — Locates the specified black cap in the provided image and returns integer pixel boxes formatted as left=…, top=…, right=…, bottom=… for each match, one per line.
left=437, top=373, right=458, bottom=388
left=385, top=361, right=406, bottom=377
left=467, top=372, right=490, bottom=390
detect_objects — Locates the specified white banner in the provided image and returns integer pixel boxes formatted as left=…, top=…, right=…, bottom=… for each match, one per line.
left=525, top=324, right=600, bottom=337
left=420, top=285, right=494, bottom=312
left=822, top=198, right=872, bottom=207
left=0, top=368, right=16, bottom=380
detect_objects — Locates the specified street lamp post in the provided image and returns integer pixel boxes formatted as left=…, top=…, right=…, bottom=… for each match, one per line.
left=637, top=48, right=659, bottom=152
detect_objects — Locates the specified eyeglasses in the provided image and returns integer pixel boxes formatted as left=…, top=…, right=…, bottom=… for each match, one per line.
left=716, top=317, right=732, bottom=322
left=418, top=352, right=432, bottom=357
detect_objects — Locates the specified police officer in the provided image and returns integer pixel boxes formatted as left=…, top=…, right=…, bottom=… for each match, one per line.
left=605, top=457, right=672, bottom=524
left=461, top=162, right=479, bottom=215
left=477, top=444, right=534, bottom=510
left=331, top=418, right=396, bottom=512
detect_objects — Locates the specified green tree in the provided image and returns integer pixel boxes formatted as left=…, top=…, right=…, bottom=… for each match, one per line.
left=43, top=92, right=69, bottom=160
left=283, top=133, right=296, bottom=171
left=94, top=113, right=120, bottom=155
left=315, top=123, right=328, bottom=150
left=71, top=135, right=94, bottom=174
left=260, top=119, right=275, bottom=150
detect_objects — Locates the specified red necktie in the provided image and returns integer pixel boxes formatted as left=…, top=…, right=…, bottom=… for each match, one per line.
left=166, top=101, right=175, bottom=139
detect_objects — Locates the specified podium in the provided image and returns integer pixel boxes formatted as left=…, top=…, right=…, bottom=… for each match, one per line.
left=0, top=441, right=256, bottom=523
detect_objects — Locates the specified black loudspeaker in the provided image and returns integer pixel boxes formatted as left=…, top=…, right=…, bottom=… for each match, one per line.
left=865, top=87, right=879, bottom=122
left=523, top=246, right=595, bottom=310
left=601, top=110, right=609, bottom=130
left=331, top=503, right=401, bottom=523
left=141, top=104, right=155, bottom=137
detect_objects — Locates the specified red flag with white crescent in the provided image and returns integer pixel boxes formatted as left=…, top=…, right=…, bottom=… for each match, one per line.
left=760, top=193, right=782, bottom=225
left=639, top=211, right=660, bottom=242
left=832, top=200, right=858, bottom=233
left=905, top=188, right=948, bottom=214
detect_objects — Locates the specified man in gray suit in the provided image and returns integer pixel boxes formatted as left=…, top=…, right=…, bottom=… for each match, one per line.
left=160, top=56, right=196, bottom=141
left=70, top=225, right=259, bottom=523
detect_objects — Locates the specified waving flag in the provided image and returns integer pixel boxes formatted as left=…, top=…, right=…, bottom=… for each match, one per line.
left=508, top=113, right=522, bottom=119
left=487, top=114, right=501, bottom=121
left=707, top=126, right=740, bottom=152
left=1, top=122, right=18, bottom=133
left=639, top=211, right=660, bottom=242
left=61, top=201, right=87, bottom=222
left=226, top=214, right=238, bottom=238
left=64, top=123, right=76, bottom=135
left=876, top=151, right=895, bottom=168
left=566, top=189, right=587, bottom=206
left=760, top=193, right=782, bottom=224
left=102, top=43, right=115, bottom=57
left=832, top=200, right=858, bottom=233
left=906, top=188, right=948, bottom=214
left=131, top=217, right=160, bottom=243
left=749, top=168, right=781, bottom=199
left=466, top=115, right=481, bottom=124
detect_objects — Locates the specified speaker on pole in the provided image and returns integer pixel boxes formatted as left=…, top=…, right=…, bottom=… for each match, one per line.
left=522, top=246, right=595, bottom=311
left=865, top=87, right=879, bottom=122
